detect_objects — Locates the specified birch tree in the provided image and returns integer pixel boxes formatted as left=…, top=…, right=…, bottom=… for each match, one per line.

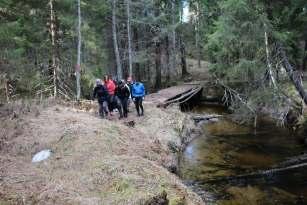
left=76, top=0, right=82, bottom=100
left=264, top=26, right=277, bottom=88
left=49, top=0, right=58, bottom=97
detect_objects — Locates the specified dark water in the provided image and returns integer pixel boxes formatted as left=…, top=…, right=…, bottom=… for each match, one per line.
left=180, top=105, right=307, bottom=205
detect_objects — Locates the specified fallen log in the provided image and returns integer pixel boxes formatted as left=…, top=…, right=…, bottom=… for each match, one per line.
left=192, top=114, right=223, bottom=123
left=204, top=161, right=307, bottom=185
left=276, top=153, right=307, bottom=168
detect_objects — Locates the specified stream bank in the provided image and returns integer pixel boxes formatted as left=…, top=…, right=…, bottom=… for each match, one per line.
left=179, top=103, right=307, bottom=205
left=0, top=97, right=205, bottom=205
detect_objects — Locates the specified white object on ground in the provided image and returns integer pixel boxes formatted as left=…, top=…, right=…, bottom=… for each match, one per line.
left=209, top=118, right=219, bottom=122
left=32, top=149, right=52, bottom=163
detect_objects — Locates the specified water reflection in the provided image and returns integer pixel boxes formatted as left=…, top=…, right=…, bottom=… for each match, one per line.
left=180, top=104, right=306, bottom=205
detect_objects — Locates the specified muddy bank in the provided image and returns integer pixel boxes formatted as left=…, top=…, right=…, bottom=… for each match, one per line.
left=0, top=99, right=204, bottom=205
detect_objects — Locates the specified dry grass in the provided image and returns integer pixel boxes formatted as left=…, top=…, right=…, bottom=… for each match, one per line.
left=0, top=99, right=204, bottom=205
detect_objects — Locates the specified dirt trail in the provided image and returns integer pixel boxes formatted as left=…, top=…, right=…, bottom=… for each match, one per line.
left=0, top=96, right=204, bottom=204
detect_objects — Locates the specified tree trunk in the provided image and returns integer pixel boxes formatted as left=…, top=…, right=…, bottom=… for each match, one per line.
left=264, top=27, right=276, bottom=88
left=76, top=0, right=81, bottom=101
left=126, top=0, right=133, bottom=77
left=112, top=0, right=122, bottom=79
left=279, top=45, right=307, bottom=105
left=134, top=27, right=141, bottom=81
left=180, top=36, right=188, bottom=78
left=170, top=1, right=177, bottom=77
left=49, top=0, right=58, bottom=97
left=5, top=79, right=9, bottom=103
left=302, top=39, right=307, bottom=71
left=155, top=41, right=162, bottom=89
left=165, top=36, right=170, bottom=82
left=195, top=2, right=201, bottom=69
left=195, top=22, right=201, bottom=69
left=179, top=0, right=184, bottom=23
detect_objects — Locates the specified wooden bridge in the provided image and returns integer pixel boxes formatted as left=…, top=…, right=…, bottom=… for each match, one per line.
left=147, top=83, right=203, bottom=108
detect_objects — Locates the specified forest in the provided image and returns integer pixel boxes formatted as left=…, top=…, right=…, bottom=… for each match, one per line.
left=1, top=0, right=307, bottom=122
left=1, top=0, right=307, bottom=204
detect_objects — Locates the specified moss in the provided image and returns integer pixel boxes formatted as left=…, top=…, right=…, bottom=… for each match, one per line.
left=169, top=197, right=186, bottom=205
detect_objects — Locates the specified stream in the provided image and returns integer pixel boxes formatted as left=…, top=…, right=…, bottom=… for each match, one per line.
left=179, top=104, right=307, bottom=205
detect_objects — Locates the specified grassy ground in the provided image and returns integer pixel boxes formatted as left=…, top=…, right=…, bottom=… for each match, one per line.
left=0, top=99, right=204, bottom=205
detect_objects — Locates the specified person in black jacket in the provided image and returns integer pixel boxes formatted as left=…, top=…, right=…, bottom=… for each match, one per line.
left=93, top=79, right=109, bottom=118
left=116, top=80, right=130, bottom=118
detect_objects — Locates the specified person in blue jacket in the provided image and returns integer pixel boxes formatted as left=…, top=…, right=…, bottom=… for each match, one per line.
left=131, top=81, right=145, bottom=116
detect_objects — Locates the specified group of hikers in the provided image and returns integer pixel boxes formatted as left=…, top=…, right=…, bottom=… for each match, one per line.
left=93, top=75, right=146, bottom=119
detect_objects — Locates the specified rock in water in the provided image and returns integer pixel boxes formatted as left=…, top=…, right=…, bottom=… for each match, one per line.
left=32, top=149, right=51, bottom=163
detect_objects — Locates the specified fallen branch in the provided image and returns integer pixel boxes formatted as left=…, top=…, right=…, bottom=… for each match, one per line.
left=215, top=78, right=256, bottom=114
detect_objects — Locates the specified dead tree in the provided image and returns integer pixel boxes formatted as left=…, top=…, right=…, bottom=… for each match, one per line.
left=264, top=25, right=277, bottom=88
left=217, top=79, right=258, bottom=128
left=279, top=44, right=307, bottom=105
left=49, top=0, right=59, bottom=97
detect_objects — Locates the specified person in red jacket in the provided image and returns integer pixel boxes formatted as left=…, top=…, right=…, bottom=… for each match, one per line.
left=104, top=75, right=123, bottom=119
left=104, top=75, right=116, bottom=95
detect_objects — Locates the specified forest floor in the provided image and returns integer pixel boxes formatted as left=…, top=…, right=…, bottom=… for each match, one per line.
left=0, top=94, right=204, bottom=204
left=186, top=59, right=211, bottom=81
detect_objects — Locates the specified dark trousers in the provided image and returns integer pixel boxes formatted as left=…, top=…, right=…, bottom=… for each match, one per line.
left=120, top=97, right=129, bottom=117
left=134, top=97, right=144, bottom=116
left=109, top=95, right=123, bottom=118
left=98, top=101, right=109, bottom=117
